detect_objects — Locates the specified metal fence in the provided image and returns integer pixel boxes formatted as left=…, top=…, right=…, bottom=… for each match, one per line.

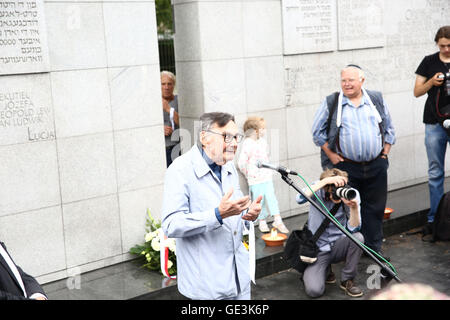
left=158, top=37, right=176, bottom=74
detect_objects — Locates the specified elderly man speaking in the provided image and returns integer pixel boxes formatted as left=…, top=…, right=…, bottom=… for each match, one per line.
left=162, top=112, right=262, bottom=300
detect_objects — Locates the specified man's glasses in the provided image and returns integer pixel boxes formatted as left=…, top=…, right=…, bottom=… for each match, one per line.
left=206, top=130, right=244, bottom=143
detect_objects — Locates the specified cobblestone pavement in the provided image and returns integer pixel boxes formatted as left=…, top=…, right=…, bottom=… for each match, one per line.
left=251, top=229, right=450, bottom=300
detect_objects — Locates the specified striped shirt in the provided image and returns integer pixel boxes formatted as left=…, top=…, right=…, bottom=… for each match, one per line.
left=312, top=93, right=396, bottom=162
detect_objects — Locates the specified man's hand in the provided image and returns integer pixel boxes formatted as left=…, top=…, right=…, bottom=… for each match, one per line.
left=341, top=198, right=357, bottom=209
left=328, top=152, right=344, bottom=165
left=323, top=175, right=347, bottom=188
left=414, top=73, right=444, bottom=97
left=162, top=99, right=171, bottom=113
left=242, top=195, right=263, bottom=221
left=164, top=125, right=173, bottom=136
left=321, top=143, right=343, bottom=165
left=218, top=188, right=251, bottom=220
left=343, top=197, right=360, bottom=228
left=431, top=72, right=445, bottom=87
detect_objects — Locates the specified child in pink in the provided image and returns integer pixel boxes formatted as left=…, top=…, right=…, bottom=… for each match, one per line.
left=238, top=117, right=289, bottom=233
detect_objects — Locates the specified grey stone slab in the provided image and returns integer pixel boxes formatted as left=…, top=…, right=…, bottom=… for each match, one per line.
left=63, top=195, right=122, bottom=268
left=337, top=0, right=385, bottom=50
left=0, top=0, right=50, bottom=75
left=57, top=132, right=117, bottom=203
left=0, top=73, right=54, bottom=146
left=45, top=2, right=107, bottom=71
left=281, top=0, right=337, bottom=54
left=0, top=140, right=60, bottom=216
left=0, top=205, right=66, bottom=277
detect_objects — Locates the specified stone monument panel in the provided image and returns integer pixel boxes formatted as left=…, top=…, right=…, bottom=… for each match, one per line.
left=0, top=0, right=50, bottom=75
left=281, top=0, right=337, bottom=55
left=0, top=73, right=54, bottom=146
left=337, top=0, right=385, bottom=50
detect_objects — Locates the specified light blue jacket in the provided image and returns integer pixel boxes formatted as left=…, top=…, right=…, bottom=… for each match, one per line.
left=161, top=145, right=251, bottom=300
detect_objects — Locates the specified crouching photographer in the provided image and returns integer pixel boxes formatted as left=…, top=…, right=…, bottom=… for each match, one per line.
left=295, top=168, right=364, bottom=298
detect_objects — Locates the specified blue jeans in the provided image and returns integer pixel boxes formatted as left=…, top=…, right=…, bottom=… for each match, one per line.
left=425, top=124, right=450, bottom=222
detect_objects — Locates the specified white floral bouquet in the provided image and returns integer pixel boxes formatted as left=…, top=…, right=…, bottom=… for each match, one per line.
left=130, top=209, right=176, bottom=276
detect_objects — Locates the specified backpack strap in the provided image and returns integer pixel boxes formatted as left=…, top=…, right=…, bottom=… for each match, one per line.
left=326, top=92, right=340, bottom=135
left=311, top=202, right=342, bottom=243
left=327, top=90, right=386, bottom=155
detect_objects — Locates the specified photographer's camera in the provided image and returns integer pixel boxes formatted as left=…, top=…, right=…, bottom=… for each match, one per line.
left=330, top=185, right=357, bottom=201
left=438, top=72, right=450, bottom=96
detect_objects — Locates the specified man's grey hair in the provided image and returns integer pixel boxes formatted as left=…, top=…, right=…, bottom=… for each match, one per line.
left=161, top=70, right=176, bottom=85
left=199, top=112, right=235, bottom=132
left=341, top=64, right=365, bottom=81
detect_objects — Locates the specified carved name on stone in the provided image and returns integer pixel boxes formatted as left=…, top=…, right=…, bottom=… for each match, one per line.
left=0, top=74, right=54, bottom=145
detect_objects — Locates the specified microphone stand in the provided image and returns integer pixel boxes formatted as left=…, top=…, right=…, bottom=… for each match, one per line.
left=278, top=171, right=402, bottom=286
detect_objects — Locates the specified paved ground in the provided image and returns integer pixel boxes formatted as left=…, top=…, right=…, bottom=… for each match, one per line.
left=250, top=228, right=450, bottom=300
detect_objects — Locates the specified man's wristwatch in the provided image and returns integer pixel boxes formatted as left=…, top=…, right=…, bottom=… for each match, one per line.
left=381, top=153, right=388, bottom=159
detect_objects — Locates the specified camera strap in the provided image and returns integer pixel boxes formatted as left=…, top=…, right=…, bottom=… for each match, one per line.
left=311, top=202, right=342, bottom=243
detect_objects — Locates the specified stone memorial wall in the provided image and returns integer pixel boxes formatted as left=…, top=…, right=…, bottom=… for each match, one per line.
left=0, top=1, right=165, bottom=284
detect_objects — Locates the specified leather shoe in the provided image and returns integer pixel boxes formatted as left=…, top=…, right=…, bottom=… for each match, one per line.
left=325, top=266, right=336, bottom=284
left=340, top=279, right=363, bottom=297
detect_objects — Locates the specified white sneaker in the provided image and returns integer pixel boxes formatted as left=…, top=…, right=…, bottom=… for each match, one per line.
left=273, top=220, right=289, bottom=233
left=258, top=220, right=270, bottom=233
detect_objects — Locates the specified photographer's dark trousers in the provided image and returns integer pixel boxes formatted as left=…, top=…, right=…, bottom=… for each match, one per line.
left=303, top=232, right=364, bottom=298
left=335, top=156, right=388, bottom=253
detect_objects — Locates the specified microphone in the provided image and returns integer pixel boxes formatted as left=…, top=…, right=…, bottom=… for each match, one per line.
left=443, top=119, right=450, bottom=129
left=256, top=161, right=297, bottom=175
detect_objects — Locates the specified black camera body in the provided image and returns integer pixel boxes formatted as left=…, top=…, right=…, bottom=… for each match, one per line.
left=330, top=184, right=357, bottom=201
left=438, top=72, right=450, bottom=96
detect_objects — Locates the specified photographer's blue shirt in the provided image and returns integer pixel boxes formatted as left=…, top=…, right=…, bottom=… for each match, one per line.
left=297, top=187, right=362, bottom=252
left=161, top=145, right=251, bottom=300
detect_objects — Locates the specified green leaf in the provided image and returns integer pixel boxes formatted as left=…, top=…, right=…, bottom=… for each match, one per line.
left=129, top=245, right=145, bottom=255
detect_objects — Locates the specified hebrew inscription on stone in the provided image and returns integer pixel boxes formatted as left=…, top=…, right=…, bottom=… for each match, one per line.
left=281, top=0, right=337, bottom=55
left=0, top=0, right=50, bottom=75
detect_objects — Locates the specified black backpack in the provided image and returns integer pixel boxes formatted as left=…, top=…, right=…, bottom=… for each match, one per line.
left=414, top=191, right=450, bottom=242
left=284, top=203, right=341, bottom=274
left=431, top=191, right=450, bottom=242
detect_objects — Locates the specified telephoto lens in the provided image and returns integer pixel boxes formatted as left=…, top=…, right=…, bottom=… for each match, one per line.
left=333, top=185, right=357, bottom=200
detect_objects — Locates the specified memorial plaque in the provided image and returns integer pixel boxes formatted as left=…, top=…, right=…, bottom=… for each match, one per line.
left=281, top=0, right=337, bottom=55
left=0, top=0, right=50, bottom=75
left=0, top=73, right=54, bottom=145
left=337, top=0, right=385, bottom=50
